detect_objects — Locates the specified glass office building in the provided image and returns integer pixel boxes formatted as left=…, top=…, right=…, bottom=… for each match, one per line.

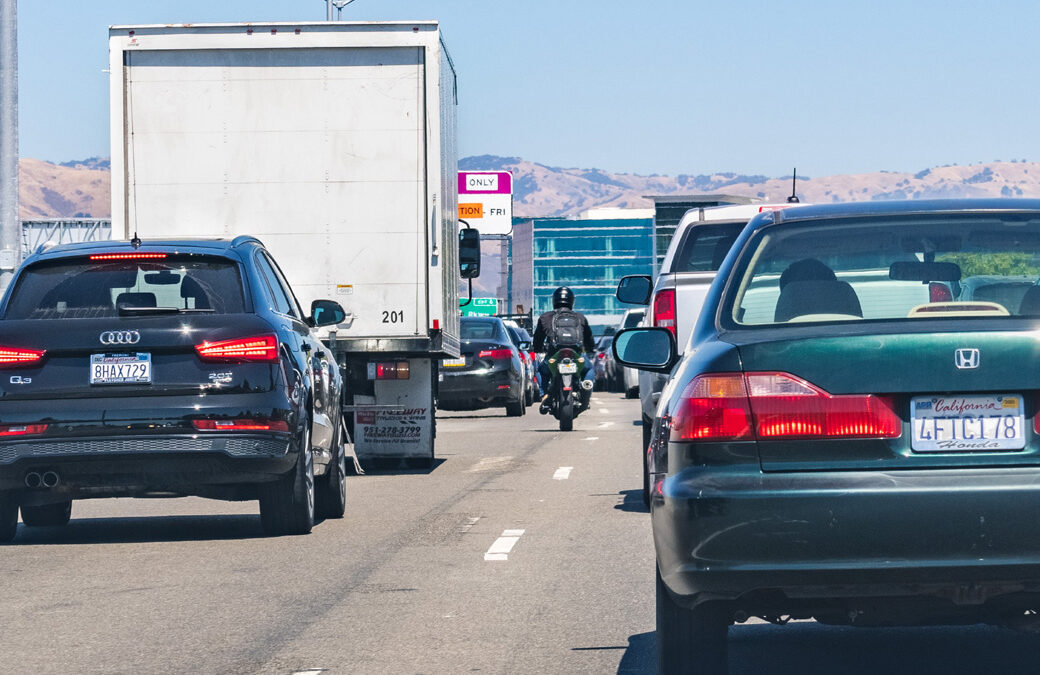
left=512, top=216, right=653, bottom=335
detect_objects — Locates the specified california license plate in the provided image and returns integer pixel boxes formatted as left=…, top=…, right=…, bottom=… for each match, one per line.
left=90, top=353, right=152, bottom=385
left=910, top=394, right=1024, bottom=452
left=442, top=357, right=466, bottom=368
left=559, top=363, right=578, bottom=374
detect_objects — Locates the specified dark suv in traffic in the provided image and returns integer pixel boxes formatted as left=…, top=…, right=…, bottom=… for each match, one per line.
left=0, top=237, right=348, bottom=540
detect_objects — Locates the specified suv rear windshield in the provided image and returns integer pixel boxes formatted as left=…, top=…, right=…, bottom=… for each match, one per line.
left=671, top=222, right=746, bottom=273
left=728, top=215, right=1040, bottom=327
left=5, top=255, right=246, bottom=319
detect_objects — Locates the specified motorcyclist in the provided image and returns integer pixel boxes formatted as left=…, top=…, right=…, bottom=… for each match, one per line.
left=532, top=286, right=596, bottom=414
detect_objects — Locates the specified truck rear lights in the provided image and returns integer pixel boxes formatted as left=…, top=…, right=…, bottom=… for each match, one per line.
left=88, top=252, right=167, bottom=260
left=478, top=349, right=514, bottom=360
left=672, top=371, right=901, bottom=441
left=0, top=347, right=46, bottom=367
left=652, top=289, right=676, bottom=338
left=368, top=361, right=410, bottom=380
left=0, top=424, right=47, bottom=437
left=192, top=418, right=289, bottom=432
left=195, top=335, right=278, bottom=362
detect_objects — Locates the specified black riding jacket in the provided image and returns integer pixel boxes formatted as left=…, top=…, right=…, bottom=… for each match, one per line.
left=532, top=308, right=596, bottom=353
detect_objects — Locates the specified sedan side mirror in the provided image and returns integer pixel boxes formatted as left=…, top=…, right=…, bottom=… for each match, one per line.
left=616, top=275, right=653, bottom=305
left=460, top=227, right=481, bottom=279
left=612, top=327, right=676, bottom=373
left=310, top=299, right=346, bottom=328
left=518, top=340, right=531, bottom=351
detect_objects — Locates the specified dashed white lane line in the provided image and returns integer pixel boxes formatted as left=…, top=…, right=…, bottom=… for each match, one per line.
left=292, top=670, right=325, bottom=675
left=467, top=456, right=513, bottom=473
left=484, top=529, right=525, bottom=561
left=458, top=516, right=480, bottom=533
left=553, top=466, right=573, bottom=480
left=598, top=408, right=611, bottom=415
left=582, top=436, right=599, bottom=441
left=598, top=421, right=615, bottom=428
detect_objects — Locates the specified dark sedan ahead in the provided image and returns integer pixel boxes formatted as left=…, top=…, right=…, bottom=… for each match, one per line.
left=438, top=316, right=525, bottom=416
left=616, top=199, right=1040, bottom=673
left=0, top=237, right=348, bottom=540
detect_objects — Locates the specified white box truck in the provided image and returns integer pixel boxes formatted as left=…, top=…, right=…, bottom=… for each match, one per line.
left=108, top=21, right=463, bottom=467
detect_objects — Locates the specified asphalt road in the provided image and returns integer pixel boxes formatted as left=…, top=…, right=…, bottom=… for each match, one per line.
left=1, top=392, right=1038, bottom=674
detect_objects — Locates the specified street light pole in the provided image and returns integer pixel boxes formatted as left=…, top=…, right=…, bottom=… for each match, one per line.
left=0, top=0, right=19, bottom=291
left=325, top=0, right=358, bottom=21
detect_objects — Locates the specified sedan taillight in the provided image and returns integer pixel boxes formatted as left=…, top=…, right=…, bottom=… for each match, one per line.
left=672, top=372, right=901, bottom=441
left=478, top=348, right=514, bottom=360
left=195, top=335, right=278, bottom=362
left=0, top=347, right=45, bottom=368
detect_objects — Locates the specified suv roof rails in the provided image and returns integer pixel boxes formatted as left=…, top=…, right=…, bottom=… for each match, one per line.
left=231, top=235, right=263, bottom=248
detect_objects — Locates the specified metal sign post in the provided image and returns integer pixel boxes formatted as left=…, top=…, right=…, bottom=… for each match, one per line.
left=0, top=0, right=18, bottom=291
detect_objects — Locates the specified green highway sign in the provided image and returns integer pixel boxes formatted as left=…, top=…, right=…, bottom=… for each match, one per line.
left=460, top=297, right=498, bottom=316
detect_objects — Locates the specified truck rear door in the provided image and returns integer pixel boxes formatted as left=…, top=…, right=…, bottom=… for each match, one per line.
left=119, top=43, right=427, bottom=338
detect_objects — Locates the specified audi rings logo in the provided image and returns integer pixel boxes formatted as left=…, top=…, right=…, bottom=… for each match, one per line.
left=99, top=330, right=141, bottom=345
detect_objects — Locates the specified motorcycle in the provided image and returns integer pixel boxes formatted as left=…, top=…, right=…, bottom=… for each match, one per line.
left=542, top=347, right=594, bottom=431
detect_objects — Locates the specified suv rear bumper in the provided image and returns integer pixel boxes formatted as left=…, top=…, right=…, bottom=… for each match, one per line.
left=653, top=464, right=1040, bottom=610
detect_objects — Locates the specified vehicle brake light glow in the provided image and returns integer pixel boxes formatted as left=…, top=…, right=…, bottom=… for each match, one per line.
left=672, top=371, right=901, bottom=441
left=0, top=347, right=45, bottom=367
left=0, top=424, right=47, bottom=437
left=652, top=289, right=676, bottom=338
left=192, top=419, right=289, bottom=432
left=928, top=282, right=953, bottom=303
left=88, top=253, right=167, bottom=260
left=478, top=348, right=514, bottom=360
left=371, top=361, right=410, bottom=380
left=195, top=335, right=278, bottom=362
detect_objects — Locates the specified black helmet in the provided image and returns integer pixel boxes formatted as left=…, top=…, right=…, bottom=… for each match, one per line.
left=552, top=286, right=574, bottom=309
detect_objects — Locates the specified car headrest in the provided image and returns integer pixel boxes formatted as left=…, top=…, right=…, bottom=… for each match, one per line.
left=774, top=280, right=863, bottom=322
left=115, top=292, right=157, bottom=309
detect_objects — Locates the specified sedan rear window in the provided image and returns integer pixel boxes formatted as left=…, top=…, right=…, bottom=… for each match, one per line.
left=5, top=255, right=247, bottom=319
left=729, top=216, right=1040, bottom=326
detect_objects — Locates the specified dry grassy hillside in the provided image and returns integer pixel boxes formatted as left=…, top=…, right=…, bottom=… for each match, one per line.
left=18, top=158, right=110, bottom=219
left=18, top=156, right=1040, bottom=220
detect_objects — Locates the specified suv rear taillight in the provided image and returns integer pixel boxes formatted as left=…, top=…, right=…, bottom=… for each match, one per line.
left=192, top=418, right=289, bottom=432
left=0, top=347, right=46, bottom=368
left=672, top=372, right=901, bottom=441
left=652, top=289, right=676, bottom=337
left=0, top=424, right=47, bottom=437
left=195, top=335, right=278, bottom=362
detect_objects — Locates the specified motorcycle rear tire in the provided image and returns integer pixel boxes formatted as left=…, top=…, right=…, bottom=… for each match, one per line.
left=559, top=399, right=574, bottom=431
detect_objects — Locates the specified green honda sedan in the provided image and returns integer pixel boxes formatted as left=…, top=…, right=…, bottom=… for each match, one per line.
left=614, top=199, right=1040, bottom=674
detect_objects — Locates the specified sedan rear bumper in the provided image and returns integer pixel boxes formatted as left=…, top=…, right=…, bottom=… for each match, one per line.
left=438, top=367, right=520, bottom=404
left=654, top=463, right=1040, bottom=610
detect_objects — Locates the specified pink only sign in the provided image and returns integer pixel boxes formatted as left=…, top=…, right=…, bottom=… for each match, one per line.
left=458, top=171, right=512, bottom=195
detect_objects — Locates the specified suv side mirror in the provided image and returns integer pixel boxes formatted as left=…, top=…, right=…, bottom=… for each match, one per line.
left=616, top=275, right=653, bottom=305
left=460, top=228, right=481, bottom=279
left=612, top=327, right=676, bottom=373
left=310, top=299, right=346, bottom=327
left=518, top=340, right=531, bottom=351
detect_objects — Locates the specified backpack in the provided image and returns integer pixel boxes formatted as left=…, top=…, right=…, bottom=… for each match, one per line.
left=549, top=310, right=583, bottom=350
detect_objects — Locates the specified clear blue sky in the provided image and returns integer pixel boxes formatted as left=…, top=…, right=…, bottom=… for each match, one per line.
left=15, top=0, right=1040, bottom=177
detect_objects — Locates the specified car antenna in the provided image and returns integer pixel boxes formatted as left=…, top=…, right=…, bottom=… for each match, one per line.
left=130, top=232, right=142, bottom=249
left=786, top=168, right=800, bottom=203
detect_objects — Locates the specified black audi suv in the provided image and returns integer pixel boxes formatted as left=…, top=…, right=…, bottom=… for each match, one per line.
left=438, top=316, right=526, bottom=415
left=0, top=236, right=348, bottom=540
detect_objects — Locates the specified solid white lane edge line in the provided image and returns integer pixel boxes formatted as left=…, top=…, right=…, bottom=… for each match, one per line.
left=484, top=529, right=525, bottom=561
left=553, top=466, right=573, bottom=480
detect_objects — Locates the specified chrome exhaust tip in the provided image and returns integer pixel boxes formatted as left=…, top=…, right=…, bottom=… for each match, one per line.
left=580, top=379, right=594, bottom=391
left=24, top=472, right=42, bottom=489
left=41, top=471, right=60, bottom=489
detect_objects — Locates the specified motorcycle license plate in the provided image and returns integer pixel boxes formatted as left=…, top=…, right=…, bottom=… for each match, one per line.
left=559, top=363, right=578, bottom=374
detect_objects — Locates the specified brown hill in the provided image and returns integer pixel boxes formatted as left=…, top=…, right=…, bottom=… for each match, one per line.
left=18, top=158, right=110, bottom=219
left=18, top=156, right=1040, bottom=220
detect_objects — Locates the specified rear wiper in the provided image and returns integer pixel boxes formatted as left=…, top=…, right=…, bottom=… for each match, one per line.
left=117, top=306, right=215, bottom=316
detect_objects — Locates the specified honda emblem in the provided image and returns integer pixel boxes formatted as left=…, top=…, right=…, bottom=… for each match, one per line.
left=954, top=348, right=980, bottom=370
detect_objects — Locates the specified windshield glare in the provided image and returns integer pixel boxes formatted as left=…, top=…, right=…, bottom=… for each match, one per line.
left=730, top=216, right=1040, bottom=326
